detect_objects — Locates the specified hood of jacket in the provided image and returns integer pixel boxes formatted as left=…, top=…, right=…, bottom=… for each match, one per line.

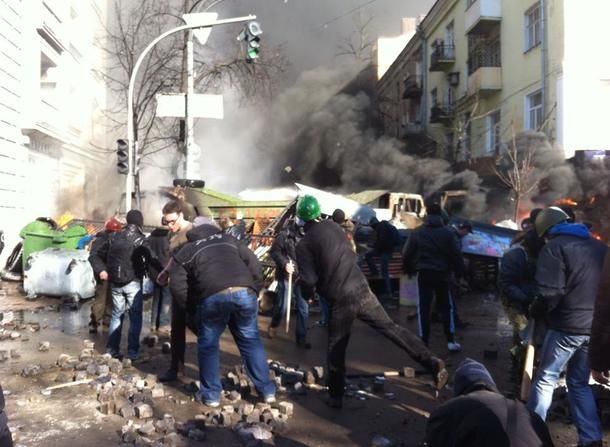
left=453, top=358, right=498, bottom=397
left=186, top=224, right=223, bottom=241
left=425, top=214, right=445, bottom=228
left=548, top=222, right=590, bottom=239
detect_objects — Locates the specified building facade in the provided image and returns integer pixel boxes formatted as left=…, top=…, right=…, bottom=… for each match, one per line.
left=0, top=0, right=108, bottom=262
left=377, top=0, right=610, bottom=171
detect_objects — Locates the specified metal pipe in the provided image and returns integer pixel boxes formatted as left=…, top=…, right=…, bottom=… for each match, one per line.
left=126, top=15, right=256, bottom=212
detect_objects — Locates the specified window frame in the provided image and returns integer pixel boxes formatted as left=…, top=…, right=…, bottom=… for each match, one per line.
left=524, top=2, right=541, bottom=52
left=525, top=90, right=543, bottom=130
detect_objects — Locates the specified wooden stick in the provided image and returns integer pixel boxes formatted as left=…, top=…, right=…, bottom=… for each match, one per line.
left=43, top=379, right=92, bottom=392
left=285, top=263, right=293, bottom=334
left=520, top=320, right=536, bottom=402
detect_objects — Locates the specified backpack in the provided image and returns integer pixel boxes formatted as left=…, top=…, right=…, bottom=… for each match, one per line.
left=106, top=229, right=144, bottom=285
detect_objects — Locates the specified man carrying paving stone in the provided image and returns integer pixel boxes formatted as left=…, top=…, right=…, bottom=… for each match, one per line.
left=294, top=195, right=449, bottom=409
left=169, top=217, right=276, bottom=407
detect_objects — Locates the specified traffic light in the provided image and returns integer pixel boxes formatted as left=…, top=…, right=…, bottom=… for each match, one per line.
left=237, top=21, right=263, bottom=63
left=116, top=139, right=129, bottom=175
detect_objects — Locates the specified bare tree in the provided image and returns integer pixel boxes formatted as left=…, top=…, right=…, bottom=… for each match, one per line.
left=493, top=127, right=545, bottom=222
left=336, top=11, right=375, bottom=63
left=95, top=0, right=288, bottom=175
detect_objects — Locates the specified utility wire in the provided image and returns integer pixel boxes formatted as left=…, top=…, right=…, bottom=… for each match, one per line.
left=316, top=0, right=379, bottom=29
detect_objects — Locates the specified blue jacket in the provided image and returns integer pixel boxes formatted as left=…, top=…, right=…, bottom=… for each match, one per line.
left=536, top=223, right=607, bottom=335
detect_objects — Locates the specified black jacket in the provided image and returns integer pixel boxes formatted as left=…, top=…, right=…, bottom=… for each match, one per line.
left=426, top=359, right=554, bottom=447
left=536, top=223, right=607, bottom=335
left=590, top=251, right=610, bottom=371
left=372, top=220, right=398, bottom=254
left=146, top=228, right=170, bottom=278
left=296, top=219, right=367, bottom=301
left=169, top=224, right=264, bottom=310
left=270, top=226, right=301, bottom=282
left=499, top=244, right=537, bottom=310
left=402, top=215, right=464, bottom=279
left=88, top=230, right=110, bottom=279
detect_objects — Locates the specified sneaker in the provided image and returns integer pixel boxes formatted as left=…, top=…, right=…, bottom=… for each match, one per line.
left=158, top=368, right=178, bottom=383
left=429, top=356, right=449, bottom=391
left=267, top=325, right=277, bottom=339
left=296, top=338, right=312, bottom=350
left=264, top=394, right=276, bottom=404
left=204, top=400, right=220, bottom=408
left=448, top=342, right=462, bottom=352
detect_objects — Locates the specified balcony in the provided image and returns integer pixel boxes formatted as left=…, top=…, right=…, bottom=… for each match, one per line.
left=430, top=103, right=454, bottom=124
left=402, top=75, right=422, bottom=99
left=465, top=0, right=501, bottom=35
left=430, top=44, right=455, bottom=71
left=467, top=45, right=502, bottom=96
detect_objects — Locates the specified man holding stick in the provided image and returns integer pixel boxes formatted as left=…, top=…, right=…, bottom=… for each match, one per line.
left=294, top=195, right=448, bottom=409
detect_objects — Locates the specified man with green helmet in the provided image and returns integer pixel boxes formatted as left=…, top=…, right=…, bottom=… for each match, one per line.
left=294, top=195, right=448, bottom=408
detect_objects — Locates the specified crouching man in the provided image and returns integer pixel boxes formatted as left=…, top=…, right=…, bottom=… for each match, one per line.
left=169, top=217, right=276, bottom=407
left=425, top=358, right=554, bottom=447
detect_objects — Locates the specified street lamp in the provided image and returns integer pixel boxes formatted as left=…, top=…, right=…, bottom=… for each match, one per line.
left=125, top=14, right=256, bottom=212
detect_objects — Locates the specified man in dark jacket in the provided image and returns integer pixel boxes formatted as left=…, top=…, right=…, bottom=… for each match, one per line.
left=527, top=207, right=606, bottom=447
left=426, top=358, right=554, bottom=447
left=402, top=205, right=464, bottom=352
left=295, top=195, right=448, bottom=409
left=590, top=251, right=610, bottom=386
left=267, top=220, right=311, bottom=348
left=169, top=217, right=276, bottom=407
left=365, top=217, right=398, bottom=300
left=146, top=226, right=171, bottom=334
left=89, top=210, right=162, bottom=360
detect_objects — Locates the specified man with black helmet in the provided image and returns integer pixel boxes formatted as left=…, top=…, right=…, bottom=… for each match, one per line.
left=295, top=195, right=448, bottom=409
left=527, top=206, right=606, bottom=447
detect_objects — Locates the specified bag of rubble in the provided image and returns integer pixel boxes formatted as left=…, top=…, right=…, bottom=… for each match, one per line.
left=23, top=248, right=96, bottom=301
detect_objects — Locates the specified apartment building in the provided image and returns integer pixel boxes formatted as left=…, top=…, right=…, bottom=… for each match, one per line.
left=377, top=0, right=610, bottom=172
left=0, top=0, right=107, bottom=262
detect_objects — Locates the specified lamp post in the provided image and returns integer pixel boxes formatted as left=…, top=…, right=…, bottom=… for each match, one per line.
left=125, top=14, right=255, bottom=212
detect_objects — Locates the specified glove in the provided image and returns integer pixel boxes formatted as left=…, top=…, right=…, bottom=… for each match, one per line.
left=529, top=298, right=547, bottom=319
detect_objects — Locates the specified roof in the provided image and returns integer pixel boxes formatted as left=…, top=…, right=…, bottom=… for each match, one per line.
left=346, top=190, right=390, bottom=205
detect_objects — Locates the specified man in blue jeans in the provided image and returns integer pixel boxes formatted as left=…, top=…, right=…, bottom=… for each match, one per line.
left=89, top=210, right=162, bottom=360
left=365, top=217, right=398, bottom=301
left=169, top=217, right=275, bottom=407
left=527, top=207, right=607, bottom=447
left=267, top=221, right=311, bottom=348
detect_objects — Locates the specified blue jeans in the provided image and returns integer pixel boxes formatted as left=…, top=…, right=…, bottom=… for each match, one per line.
left=270, top=281, right=309, bottom=340
left=151, top=285, right=171, bottom=329
left=365, top=249, right=392, bottom=298
left=107, top=280, right=143, bottom=359
left=527, top=329, right=602, bottom=445
left=196, top=288, right=275, bottom=404
left=318, top=294, right=330, bottom=326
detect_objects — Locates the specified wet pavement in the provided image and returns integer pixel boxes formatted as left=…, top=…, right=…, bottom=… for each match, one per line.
left=0, top=280, right=608, bottom=446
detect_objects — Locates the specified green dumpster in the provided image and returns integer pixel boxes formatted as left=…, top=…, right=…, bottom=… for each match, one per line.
left=53, top=225, right=88, bottom=249
left=19, top=220, right=57, bottom=269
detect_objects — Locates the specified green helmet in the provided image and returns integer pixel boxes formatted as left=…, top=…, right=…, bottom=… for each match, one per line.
left=535, top=206, right=569, bottom=237
left=296, top=195, right=321, bottom=222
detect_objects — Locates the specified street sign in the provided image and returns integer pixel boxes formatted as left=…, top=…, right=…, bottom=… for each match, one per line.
left=182, top=12, right=218, bottom=45
left=155, top=93, right=224, bottom=119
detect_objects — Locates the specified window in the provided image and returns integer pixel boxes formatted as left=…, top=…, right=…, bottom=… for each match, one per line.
left=486, top=111, right=501, bottom=154
left=524, top=3, right=541, bottom=51
left=526, top=90, right=543, bottom=130
left=466, top=0, right=477, bottom=9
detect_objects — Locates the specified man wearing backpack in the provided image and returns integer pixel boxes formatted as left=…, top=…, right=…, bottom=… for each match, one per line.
left=364, top=217, right=400, bottom=302
left=89, top=210, right=161, bottom=360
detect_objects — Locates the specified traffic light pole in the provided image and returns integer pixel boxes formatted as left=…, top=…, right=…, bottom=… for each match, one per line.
left=185, top=29, right=195, bottom=179
left=125, top=14, right=256, bottom=212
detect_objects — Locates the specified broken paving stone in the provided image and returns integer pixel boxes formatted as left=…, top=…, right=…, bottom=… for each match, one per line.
left=144, top=335, right=158, bottom=347
left=136, top=379, right=146, bottom=390
left=122, top=358, right=132, bottom=369
left=56, top=354, right=71, bottom=367
left=237, top=425, right=273, bottom=445
left=122, top=430, right=138, bottom=443
left=10, top=332, right=20, bottom=339
left=96, top=365, right=110, bottom=377
left=402, top=367, right=416, bottom=378
left=101, top=353, right=112, bottom=362
left=246, top=409, right=261, bottom=424
left=228, top=390, right=241, bottom=401
left=74, top=371, right=88, bottom=381
left=55, top=373, right=71, bottom=383
left=38, top=341, right=50, bottom=352
left=371, top=435, right=393, bottom=447
left=151, top=385, right=164, bottom=398
left=21, top=364, right=41, bottom=377
left=161, top=342, right=171, bottom=354
left=137, top=420, right=156, bottom=436
left=119, top=405, right=136, bottom=418
left=239, top=403, right=255, bottom=416
left=79, top=349, right=94, bottom=361
left=162, top=433, right=182, bottom=446
left=135, top=403, right=153, bottom=419
left=144, top=374, right=157, bottom=386
left=134, top=437, right=154, bottom=447
left=83, top=340, right=95, bottom=349
left=109, top=359, right=123, bottom=374
left=10, top=349, right=20, bottom=359
left=278, top=401, right=293, bottom=416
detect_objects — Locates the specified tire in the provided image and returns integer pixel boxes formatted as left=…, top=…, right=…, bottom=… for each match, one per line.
left=3, top=242, right=23, bottom=274
left=172, top=178, right=205, bottom=189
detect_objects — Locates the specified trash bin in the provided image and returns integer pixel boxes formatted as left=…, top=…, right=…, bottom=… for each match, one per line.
left=19, top=220, right=57, bottom=269
left=52, top=225, right=88, bottom=250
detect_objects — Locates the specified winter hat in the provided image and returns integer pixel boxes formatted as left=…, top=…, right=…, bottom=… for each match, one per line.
left=453, top=358, right=498, bottom=396
left=193, top=216, right=219, bottom=229
left=332, top=209, right=346, bottom=224
left=126, top=209, right=144, bottom=228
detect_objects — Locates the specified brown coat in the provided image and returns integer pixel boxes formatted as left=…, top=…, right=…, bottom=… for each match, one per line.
left=590, top=251, right=610, bottom=371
